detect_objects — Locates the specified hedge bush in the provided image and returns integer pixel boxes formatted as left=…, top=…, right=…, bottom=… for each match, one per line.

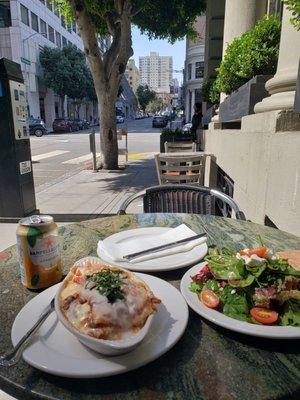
left=202, top=79, right=220, bottom=105
left=215, top=15, right=281, bottom=95
left=284, top=0, right=300, bottom=30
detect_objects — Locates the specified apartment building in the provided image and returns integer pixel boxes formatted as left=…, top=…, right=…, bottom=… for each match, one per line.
left=0, top=0, right=109, bottom=128
left=139, top=52, right=173, bottom=94
left=125, top=58, right=139, bottom=94
left=184, top=16, right=206, bottom=122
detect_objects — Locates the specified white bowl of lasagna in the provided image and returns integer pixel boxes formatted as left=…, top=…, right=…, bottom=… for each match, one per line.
left=55, top=257, right=161, bottom=356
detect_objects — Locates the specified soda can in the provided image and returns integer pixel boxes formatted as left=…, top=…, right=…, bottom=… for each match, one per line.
left=16, top=215, right=62, bottom=289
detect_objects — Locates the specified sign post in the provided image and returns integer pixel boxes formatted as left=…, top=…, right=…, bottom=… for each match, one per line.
left=89, top=129, right=98, bottom=172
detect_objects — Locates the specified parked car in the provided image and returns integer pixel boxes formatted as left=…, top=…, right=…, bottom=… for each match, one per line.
left=27, top=118, right=47, bottom=137
left=71, top=118, right=91, bottom=130
left=71, top=119, right=84, bottom=130
left=52, top=118, right=78, bottom=133
left=152, top=115, right=168, bottom=128
left=116, top=115, right=125, bottom=123
left=82, top=119, right=90, bottom=129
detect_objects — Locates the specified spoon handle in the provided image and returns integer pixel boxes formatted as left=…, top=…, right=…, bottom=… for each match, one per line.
left=0, top=301, right=54, bottom=367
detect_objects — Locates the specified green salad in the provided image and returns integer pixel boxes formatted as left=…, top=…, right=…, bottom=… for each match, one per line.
left=189, top=244, right=300, bottom=326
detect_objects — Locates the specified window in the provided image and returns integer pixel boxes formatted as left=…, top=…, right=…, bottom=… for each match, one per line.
left=20, top=4, right=29, bottom=26
left=31, top=12, right=39, bottom=32
left=61, top=16, right=65, bottom=28
left=195, top=62, right=204, bottom=79
left=187, top=63, right=192, bottom=80
left=48, top=25, right=55, bottom=43
left=67, top=23, right=72, bottom=33
left=40, top=19, right=47, bottom=38
left=54, top=4, right=59, bottom=17
left=62, top=36, right=67, bottom=47
left=0, top=1, right=11, bottom=27
left=55, top=31, right=61, bottom=48
left=46, top=0, right=53, bottom=11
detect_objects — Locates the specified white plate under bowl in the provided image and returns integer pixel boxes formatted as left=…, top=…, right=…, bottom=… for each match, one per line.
left=98, top=227, right=208, bottom=272
left=180, top=263, right=300, bottom=339
left=11, top=273, right=189, bottom=378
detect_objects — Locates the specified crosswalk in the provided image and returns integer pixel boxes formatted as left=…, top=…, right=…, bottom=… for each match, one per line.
left=31, top=149, right=153, bottom=165
left=32, top=150, right=70, bottom=162
left=62, top=153, right=100, bottom=164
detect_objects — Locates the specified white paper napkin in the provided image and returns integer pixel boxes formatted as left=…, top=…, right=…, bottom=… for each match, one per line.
left=97, top=224, right=206, bottom=264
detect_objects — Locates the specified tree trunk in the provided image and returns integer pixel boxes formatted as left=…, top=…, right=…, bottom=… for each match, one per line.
left=60, top=95, right=65, bottom=118
left=71, top=0, right=133, bottom=170
left=98, top=93, right=118, bottom=170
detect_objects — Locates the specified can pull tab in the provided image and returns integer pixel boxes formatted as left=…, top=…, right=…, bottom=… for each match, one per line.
left=29, top=215, right=43, bottom=224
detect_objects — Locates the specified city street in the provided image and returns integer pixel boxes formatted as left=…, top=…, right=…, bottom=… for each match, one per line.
left=30, top=117, right=160, bottom=189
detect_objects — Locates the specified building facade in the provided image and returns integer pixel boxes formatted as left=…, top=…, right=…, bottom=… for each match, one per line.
left=203, top=0, right=300, bottom=236
left=0, top=0, right=109, bottom=128
left=125, top=58, right=139, bottom=94
left=184, top=15, right=206, bottom=122
left=139, top=52, right=173, bottom=94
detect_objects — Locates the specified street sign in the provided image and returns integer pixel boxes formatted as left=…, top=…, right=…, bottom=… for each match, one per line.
left=21, top=57, right=31, bottom=66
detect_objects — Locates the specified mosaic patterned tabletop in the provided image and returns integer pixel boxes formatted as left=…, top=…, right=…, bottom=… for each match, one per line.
left=0, top=214, right=300, bottom=400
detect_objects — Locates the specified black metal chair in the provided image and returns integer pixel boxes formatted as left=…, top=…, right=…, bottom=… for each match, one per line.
left=118, top=185, right=246, bottom=220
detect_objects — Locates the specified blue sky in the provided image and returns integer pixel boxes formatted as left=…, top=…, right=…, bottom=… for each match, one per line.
left=131, top=26, right=186, bottom=84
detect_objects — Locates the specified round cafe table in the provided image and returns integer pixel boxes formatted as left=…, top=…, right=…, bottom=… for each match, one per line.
left=0, top=213, right=300, bottom=400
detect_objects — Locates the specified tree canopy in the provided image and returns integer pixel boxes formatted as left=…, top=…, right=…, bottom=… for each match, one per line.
left=136, top=85, right=156, bottom=113
left=56, top=1, right=206, bottom=42
left=53, top=0, right=206, bottom=169
left=40, top=45, right=95, bottom=106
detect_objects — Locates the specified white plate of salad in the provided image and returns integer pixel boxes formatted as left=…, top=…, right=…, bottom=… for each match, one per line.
left=180, top=244, right=300, bottom=339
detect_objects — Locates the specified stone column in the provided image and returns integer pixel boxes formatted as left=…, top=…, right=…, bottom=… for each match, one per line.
left=212, top=0, right=267, bottom=120
left=222, top=0, right=265, bottom=56
left=254, top=5, right=300, bottom=113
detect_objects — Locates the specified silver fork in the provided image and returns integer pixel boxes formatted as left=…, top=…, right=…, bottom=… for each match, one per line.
left=0, top=297, right=55, bottom=367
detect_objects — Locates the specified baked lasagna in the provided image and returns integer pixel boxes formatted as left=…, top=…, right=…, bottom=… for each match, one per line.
left=59, top=260, right=161, bottom=340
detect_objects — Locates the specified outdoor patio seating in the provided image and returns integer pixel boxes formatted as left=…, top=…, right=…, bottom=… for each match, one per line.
left=155, top=152, right=208, bottom=185
left=118, top=184, right=246, bottom=220
left=164, top=141, right=196, bottom=152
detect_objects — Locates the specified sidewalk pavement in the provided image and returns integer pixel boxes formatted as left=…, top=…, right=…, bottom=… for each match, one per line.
left=0, top=154, right=158, bottom=252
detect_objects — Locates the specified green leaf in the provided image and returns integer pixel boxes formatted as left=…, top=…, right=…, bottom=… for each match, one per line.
left=27, top=227, right=42, bottom=248
left=279, top=301, right=300, bottom=326
left=223, top=291, right=250, bottom=322
left=189, top=281, right=202, bottom=293
left=229, top=274, right=255, bottom=287
left=31, top=274, right=40, bottom=286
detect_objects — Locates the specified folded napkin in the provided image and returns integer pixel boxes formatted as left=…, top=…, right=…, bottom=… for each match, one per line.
left=97, top=224, right=207, bottom=264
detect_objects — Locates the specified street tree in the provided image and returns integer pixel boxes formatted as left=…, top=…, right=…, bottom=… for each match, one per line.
left=55, top=0, right=205, bottom=169
left=136, top=85, right=156, bottom=113
left=146, top=98, right=164, bottom=114
left=40, top=45, right=90, bottom=117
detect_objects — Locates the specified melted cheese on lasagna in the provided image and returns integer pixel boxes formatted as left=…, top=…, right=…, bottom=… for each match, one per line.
left=59, top=261, right=161, bottom=340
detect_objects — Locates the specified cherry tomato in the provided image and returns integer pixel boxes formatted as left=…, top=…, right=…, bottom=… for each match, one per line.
left=199, top=290, right=220, bottom=309
left=240, top=246, right=267, bottom=258
left=250, top=307, right=278, bottom=325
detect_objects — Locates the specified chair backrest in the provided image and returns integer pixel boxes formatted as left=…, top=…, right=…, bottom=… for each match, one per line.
left=164, top=141, right=196, bottom=153
left=155, top=153, right=207, bottom=185
left=118, top=184, right=246, bottom=220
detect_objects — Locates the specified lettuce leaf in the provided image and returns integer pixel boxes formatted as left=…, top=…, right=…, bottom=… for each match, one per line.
left=222, top=291, right=250, bottom=322
left=279, top=301, right=300, bottom=326
left=189, top=281, right=202, bottom=293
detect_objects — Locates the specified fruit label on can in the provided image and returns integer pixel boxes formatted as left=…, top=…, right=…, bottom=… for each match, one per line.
left=27, top=234, right=60, bottom=267
left=17, top=225, right=62, bottom=288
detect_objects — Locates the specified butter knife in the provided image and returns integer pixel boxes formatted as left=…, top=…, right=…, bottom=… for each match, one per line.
left=123, top=232, right=206, bottom=261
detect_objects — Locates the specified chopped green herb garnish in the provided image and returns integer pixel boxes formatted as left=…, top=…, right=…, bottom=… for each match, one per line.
left=85, top=269, right=125, bottom=303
